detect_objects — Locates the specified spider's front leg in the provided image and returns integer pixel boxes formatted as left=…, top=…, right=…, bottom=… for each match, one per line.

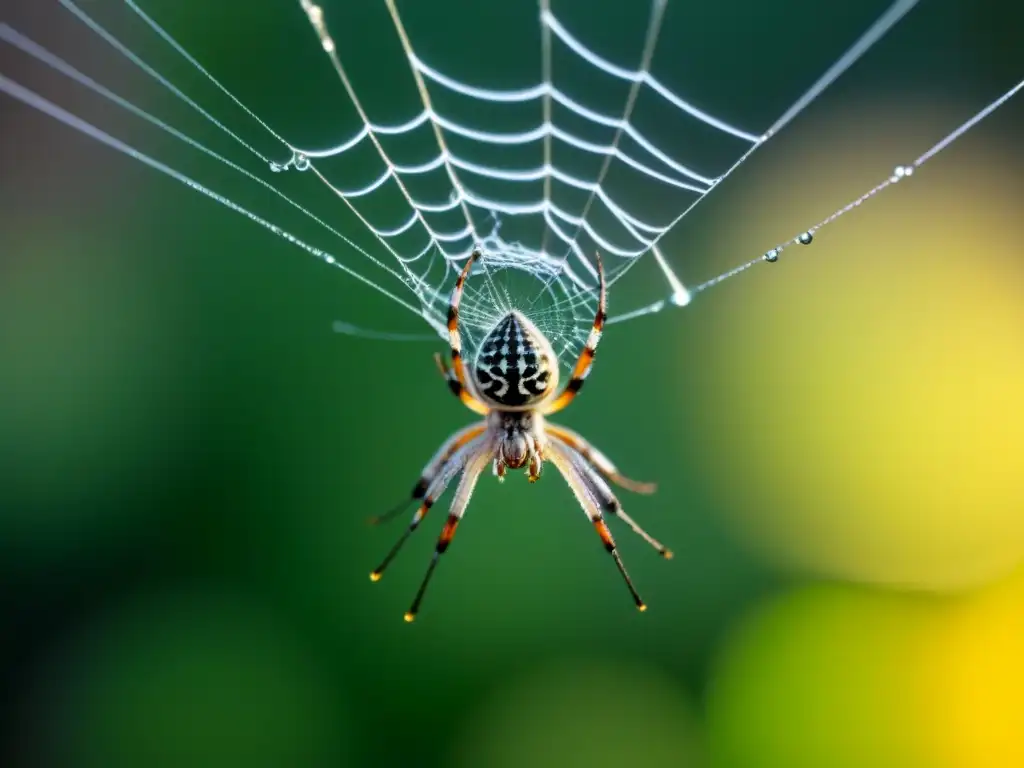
left=368, top=422, right=486, bottom=527
left=369, top=431, right=488, bottom=583
left=556, top=439, right=672, bottom=560
left=546, top=441, right=647, bottom=611
left=405, top=448, right=492, bottom=621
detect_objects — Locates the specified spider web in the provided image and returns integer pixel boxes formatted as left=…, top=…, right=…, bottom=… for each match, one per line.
left=1, top=0, right=1021, bottom=367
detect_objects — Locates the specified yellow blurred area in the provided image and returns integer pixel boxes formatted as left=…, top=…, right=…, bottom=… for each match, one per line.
left=706, top=567, right=1024, bottom=768
left=705, top=582, right=943, bottom=768
left=692, top=103, right=1024, bottom=590
left=919, top=568, right=1024, bottom=768
left=450, top=659, right=702, bottom=768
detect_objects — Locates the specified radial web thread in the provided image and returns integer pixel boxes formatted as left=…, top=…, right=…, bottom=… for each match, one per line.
left=0, top=0, right=1021, bottom=361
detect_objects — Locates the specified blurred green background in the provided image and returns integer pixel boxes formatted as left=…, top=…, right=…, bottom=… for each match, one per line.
left=1, top=0, right=1022, bottom=766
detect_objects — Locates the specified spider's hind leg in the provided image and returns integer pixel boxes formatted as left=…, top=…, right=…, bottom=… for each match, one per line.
left=542, top=253, right=607, bottom=416
left=439, top=251, right=490, bottom=416
left=434, top=352, right=489, bottom=415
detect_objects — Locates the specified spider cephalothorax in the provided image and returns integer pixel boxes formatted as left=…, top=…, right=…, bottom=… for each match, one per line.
left=489, top=409, right=543, bottom=478
left=370, top=250, right=672, bottom=621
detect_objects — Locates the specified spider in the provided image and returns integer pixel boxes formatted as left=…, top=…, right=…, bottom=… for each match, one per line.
left=370, top=249, right=672, bottom=621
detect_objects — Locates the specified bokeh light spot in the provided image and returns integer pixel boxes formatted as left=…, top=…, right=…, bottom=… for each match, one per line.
left=705, top=582, right=945, bottom=768
left=919, top=567, right=1024, bottom=768
left=689, top=105, right=1024, bottom=590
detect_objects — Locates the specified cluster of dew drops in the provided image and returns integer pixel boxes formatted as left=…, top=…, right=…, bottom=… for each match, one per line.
left=761, top=164, right=914, bottom=264
left=270, top=151, right=311, bottom=173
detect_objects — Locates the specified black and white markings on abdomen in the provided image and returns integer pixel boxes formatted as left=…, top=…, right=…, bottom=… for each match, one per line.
left=472, top=311, right=555, bottom=407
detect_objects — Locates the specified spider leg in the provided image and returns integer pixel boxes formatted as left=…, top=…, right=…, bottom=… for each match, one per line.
left=370, top=434, right=487, bottom=582
left=547, top=441, right=647, bottom=611
left=443, top=250, right=490, bottom=415
left=556, top=440, right=672, bottom=559
left=434, top=352, right=489, bottom=415
left=542, top=252, right=606, bottom=416
left=545, top=423, right=656, bottom=495
left=404, top=448, right=491, bottom=622
left=368, top=423, right=486, bottom=526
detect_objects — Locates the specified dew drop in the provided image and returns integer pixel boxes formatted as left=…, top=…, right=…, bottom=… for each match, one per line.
left=798, top=231, right=813, bottom=245
left=269, top=162, right=284, bottom=173
left=763, top=248, right=780, bottom=263
left=294, top=153, right=311, bottom=172
left=890, top=164, right=914, bottom=183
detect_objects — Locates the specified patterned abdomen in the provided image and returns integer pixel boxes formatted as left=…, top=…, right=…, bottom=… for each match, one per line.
left=472, top=311, right=557, bottom=407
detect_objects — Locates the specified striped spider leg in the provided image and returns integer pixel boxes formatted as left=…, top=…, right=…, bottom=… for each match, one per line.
left=371, top=249, right=670, bottom=619
left=544, top=423, right=658, bottom=496
left=440, top=250, right=490, bottom=416
left=540, top=253, right=607, bottom=417
left=403, top=448, right=492, bottom=621
left=368, top=422, right=487, bottom=527
left=369, top=431, right=492, bottom=618
left=545, top=439, right=671, bottom=612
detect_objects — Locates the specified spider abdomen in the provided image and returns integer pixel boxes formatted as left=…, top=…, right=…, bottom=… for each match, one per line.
left=472, top=311, right=558, bottom=408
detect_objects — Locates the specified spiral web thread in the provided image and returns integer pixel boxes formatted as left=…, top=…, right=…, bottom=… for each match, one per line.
left=0, top=0, right=1021, bottom=360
